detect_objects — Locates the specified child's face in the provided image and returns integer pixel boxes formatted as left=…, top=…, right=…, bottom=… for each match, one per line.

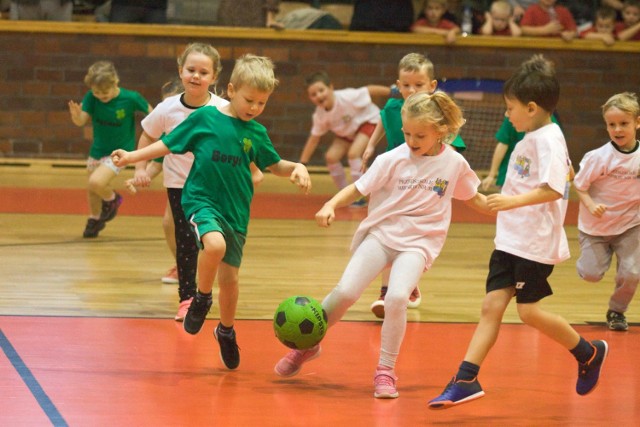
left=539, top=0, right=556, bottom=8
left=397, top=69, right=437, bottom=99
left=91, top=85, right=119, bottom=103
left=595, top=16, right=615, bottom=34
left=425, top=2, right=446, bottom=25
left=401, top=115, right=444, bottom=157
left=179, top=52, right=217, bottom=99
left=504, top=96, right=532, bottom=132
left=307, top=81, right=334, bottom=110
left=491, top=8, right=511, bottom=31
left=603, top=107, right=640, bottom=152
left=227, top=83, right=271, bottom=121
left=623, top=5, right=640, bottom=26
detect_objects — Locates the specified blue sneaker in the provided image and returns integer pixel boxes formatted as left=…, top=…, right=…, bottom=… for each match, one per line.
left=576, top=340, right=608, bottom=395
left=428, top=376, right=485, bottom=410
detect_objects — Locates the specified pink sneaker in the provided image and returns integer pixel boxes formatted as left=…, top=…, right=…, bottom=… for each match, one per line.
left=370, top=286, right=387, bottom=319
left=175, top=297, right=193, bottom=322
left=407, top=286, right=422, bottom=309
left=374, top=365, right=399, bottom=399
left=162, top=266, right=179, bottom=284
left=274, top=345, right=321, bottom=377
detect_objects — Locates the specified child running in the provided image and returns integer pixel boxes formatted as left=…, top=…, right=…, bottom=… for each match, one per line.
left=68, top=60, right=152, bottom=238
left=111, top=54, right=311, bottom=370
left=573, top=92, right=640, bottom=332
left=428, top=54, right=608, bottom=410
left=275, top=91, right=492, bottom=399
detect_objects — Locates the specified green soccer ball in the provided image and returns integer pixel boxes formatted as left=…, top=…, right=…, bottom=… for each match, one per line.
left=273, top=296, right=328, bottom=350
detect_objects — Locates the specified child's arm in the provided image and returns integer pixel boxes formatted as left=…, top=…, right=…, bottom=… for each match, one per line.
left=316, top=183, right=363, bottom=227
left=266, top=160, right=311, bottom=194
left=125, top=161, right=163, bottom=194
left=481, top=142, right=509, bottom=190
left=521, top=21, right=563, bottom=37
left=68, top=101, right=90, bottom=127
left=463, top=192, right=497, bottom=216
left=361, top=121, right=386, bottom=172
left=480, top=12, right=494, bottom=35
left=299, top=134, right=321, bottom=165
left=486, top=184, right=561, bottom=211
left=508, top=16, right=522, bottom=37
left=575, top=188, right=608, bottom=218
left=366, top=85, right=392, bottom=99
left=111, top=140, right=171, bottom=168
left=250, top=163, right=264, bottom=187
left=617, top=21, right=640, bottom=41
left=134, top=131, right=159, bottom=187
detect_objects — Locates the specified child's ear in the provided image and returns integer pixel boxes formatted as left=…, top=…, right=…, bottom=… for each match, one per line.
left=527, top=101, right=537, bottom=114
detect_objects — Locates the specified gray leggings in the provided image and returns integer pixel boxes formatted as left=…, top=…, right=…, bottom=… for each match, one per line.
left=322, top=234, right=426, bottom=367
left=577, top=225, right=640, bottom=313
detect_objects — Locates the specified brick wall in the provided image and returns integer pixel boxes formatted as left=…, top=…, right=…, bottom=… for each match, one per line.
left=0, top=22, right=639, bottom=167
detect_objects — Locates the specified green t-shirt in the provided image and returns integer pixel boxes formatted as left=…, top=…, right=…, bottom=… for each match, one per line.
left=82, top=88, right=149, bottom=159
left=380, top=97, right=466, bottom=153
left=494, top=114, right=560, bottom=186
left=162, top=106, right=281, bottom=234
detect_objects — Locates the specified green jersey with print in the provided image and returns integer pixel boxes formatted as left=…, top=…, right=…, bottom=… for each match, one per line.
left=82, top=88, right=149, bottom=159
left=380, top=97, right=466, bottom=153
left=161, top=106, right=281, bottom=234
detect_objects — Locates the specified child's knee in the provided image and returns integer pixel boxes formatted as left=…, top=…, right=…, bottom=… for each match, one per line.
left=577, top=266, right=605, bottom=283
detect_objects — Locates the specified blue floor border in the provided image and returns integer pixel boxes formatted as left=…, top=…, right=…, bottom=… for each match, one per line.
left=0, top=329, right=68, bottom=427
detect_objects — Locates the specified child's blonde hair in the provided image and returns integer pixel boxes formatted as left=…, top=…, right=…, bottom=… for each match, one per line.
left=230, top=54, right=279, bottom=93
left=398, top=53, right=435, bottom=80
left=427, top=0, right=448, bottom=8
left=602, top=92, right=640, bottom=117
left=177, top=43, right=223, bottom=80
left=491, top=0, right=513, bottom=16
left=402, top=91, right=465, bottom=143
left=161, top=77, right=183, bottom=99
left=84, top=61, right=119, bottom=90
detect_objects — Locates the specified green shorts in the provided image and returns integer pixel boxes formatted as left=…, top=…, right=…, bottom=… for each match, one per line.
left=188, top=208, right=246, bottom=268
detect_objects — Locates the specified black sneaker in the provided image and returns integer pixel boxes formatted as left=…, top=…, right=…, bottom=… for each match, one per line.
left=83, top=218, right=105, bottom=238
left=183, top=292, right=212, bottom=335
left=100, top=192, right=122, bottom=222
left=214, top=324, right=240, bottom=370
left=576, top=340, right=608, bottom=396
left=606, top=310, right=628, bottom=331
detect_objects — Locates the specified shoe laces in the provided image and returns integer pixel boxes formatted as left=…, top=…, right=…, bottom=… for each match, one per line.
left=380, top=287, right=388, bottom=298
left=190, top=295, right=211, bottom=317
left=287, top=346, right=315, bottom=364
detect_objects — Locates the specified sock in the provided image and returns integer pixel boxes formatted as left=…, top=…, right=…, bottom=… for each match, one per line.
left=218, top=323, right=234, bottom=333
left=327, top=162, right=348, bottom=189
left=570, top=337, right=594, bottom=364
left=196, top=290, right=212, bottom=300
left=348, top=157, right=363, bottom=183
left=378, top=347, right=399, bottom=369
left=456, top=360, right=480, bottom=381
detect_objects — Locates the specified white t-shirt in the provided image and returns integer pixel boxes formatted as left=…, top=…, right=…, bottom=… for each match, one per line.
left=141, top=92, right=229, bottom=188
left=573, top=141, right=640, bottom=236
left=353, top=144, right=480, bottom=270
left=495, top=123, right=571, bottom=264
left=310, top=87, right=380, bottom=140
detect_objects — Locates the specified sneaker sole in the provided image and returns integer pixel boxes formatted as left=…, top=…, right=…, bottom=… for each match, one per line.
left=374, top=390, right=399, bottom=399
left=161, top=278, right=179, bottom=284
left=428, top=390, right=485, bottom=410
left=274, top=347, right=321, bottom=377
left=407, top=296, right=422, bottom=309
left=370, top=300, right=385, bottom=319
left=183, top=318, right=206, bottom=335
left=579, top=341, right=609, bottom=396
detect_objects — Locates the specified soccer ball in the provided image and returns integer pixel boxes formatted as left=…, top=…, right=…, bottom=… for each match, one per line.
left=273, top=296, right=328, bottom=350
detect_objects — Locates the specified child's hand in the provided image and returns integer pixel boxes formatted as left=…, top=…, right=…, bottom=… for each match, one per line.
left=124, top=178, right=138, bottom=195
left=361, top=146, right=375, bottom=173
left=589, top=203, right=608, bottom=218
left=111, top=149, right=131, bottom=167
left=480, top=174, right=495, bottom=191
left=487, top=193, right=517, bottom=211
left=133, top=169, right=151, bottom=188
left=290, top=163, right=312, bottom=195
left=68, top=100, right=86, bottom=126
left=315, top=204, right=335, bottom=227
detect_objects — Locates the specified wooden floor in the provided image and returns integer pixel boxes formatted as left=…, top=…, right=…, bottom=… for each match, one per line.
left=0, top=160, right=638, bottom=426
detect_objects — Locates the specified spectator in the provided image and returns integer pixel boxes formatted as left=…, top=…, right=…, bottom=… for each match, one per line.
left=350, top=0, right=414, bottom=32
left=520, top=0, right=577, bottom=41
left=217, top=0, right=283, bottom=29
left=109, top=0, right=167, bottom=23
left=480, top=0, right=522, bottom=36
left=557, top=0, right=596, bottom=30
left=278, top=6, right=343, bottom=30
left=411, top=0, right=461, bottom=44
left=615, top=0, right=640, bottom=41
left=8, top=0, right=72, bottom=21
left=579, top=7, right=617, bottom=46
left=506, top=0, right=538, bottom=21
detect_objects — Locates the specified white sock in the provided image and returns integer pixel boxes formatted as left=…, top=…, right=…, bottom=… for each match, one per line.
left=327, top=162, right=348, bottom=189
left=348, top=158, right=363, bottom=183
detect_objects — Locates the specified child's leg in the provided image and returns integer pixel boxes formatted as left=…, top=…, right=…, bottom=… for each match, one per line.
left=167, top=189, right=198, bottom=302
left=576, top=231, right=611, bottom=283
left=609, top=225, right=640, bottom=314
left=516, top=302, right=580, bottom=349
left=197, top=231, right=226, bottom=295
left=347, top=132, right=368, bottom=183
left=216, top=262, right=240, bottom=328
left=162, top=201, right=176, bottom=259
left=87, top=164, right=117, bottom=217
left=325, top=138, right=349, bottom=189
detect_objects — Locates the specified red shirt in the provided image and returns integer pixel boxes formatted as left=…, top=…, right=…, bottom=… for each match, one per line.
left=614, top=21, right=640, bottom=40
left=411, top=18, right=458, bottom=32
left=520, top=4, right=576, bottom=35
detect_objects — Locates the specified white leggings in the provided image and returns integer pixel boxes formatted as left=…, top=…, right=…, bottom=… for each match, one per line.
left=322, top=235, right=426, bottom=368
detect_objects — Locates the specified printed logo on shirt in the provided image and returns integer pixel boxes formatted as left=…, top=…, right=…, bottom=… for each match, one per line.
left=116, top=109, right=126, bottom=120
left=242, top=138, right=253, bottom=154
left=397, top=177, right=449, bottom=198
left=514, top=155, right=531, bottom=178
left=341, top=114, right=353, bottom=125
left=515, top=281, right=525, bottom=289
left=211, top=150, right=241, bottom=166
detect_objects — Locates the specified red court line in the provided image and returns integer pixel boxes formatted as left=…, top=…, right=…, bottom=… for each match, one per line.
left=0, top=316, right=634, bottom=426
left=0, top=187, right=579, bottom=224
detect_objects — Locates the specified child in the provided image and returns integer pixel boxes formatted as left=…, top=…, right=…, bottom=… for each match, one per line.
left=573, top=92, right=640, bottom=332
left=520, top=0, right=577, bottom=41
left=68, top=60, right=152, bottom=238
left=615, top=0, right=640, bottom=41
left=579, top=7, right=617, bottom=46
left=480, top=0, right=523, bottom=36
left=299, top=71, right=389, bottom=201
left=411, top=0, right=461, bottom=44
left=428, top=55, right=608, bottom=409
left=362, top=52, right=467, bottom=318
left=111, top=54, right=311, bottom=370
left=128, top=43, right=232, bottom=322
left=274, top=91, right=492, bottom=399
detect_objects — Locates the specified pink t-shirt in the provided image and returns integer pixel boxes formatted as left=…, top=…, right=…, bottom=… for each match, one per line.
left=353, top=144, right=480, bottom=270
left=573, top=141, right=640, bottom=236
left=310, top=87, right=380, bottom=140
left=496, top=123, right=571, bottom=264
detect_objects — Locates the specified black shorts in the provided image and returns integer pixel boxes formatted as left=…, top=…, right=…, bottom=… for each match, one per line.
left=486, top=250, right=554, bottom=303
